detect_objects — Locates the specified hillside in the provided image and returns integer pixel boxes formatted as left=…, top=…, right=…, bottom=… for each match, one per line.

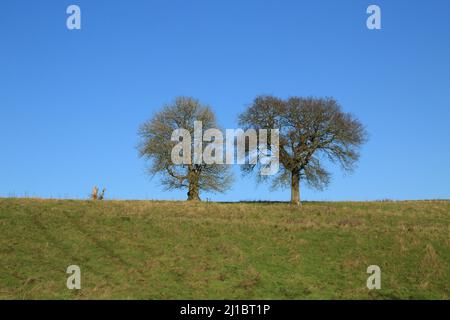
left=0, top=198, right=449, bottom=299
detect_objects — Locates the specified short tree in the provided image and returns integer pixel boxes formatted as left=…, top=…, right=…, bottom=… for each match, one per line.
left=138, top=97, right=233, bottom=201
left=238, top=95, right=367, bottom=205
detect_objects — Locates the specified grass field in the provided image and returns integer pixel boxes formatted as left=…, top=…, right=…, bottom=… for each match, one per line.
left=0, top=198, right=449, bottom=299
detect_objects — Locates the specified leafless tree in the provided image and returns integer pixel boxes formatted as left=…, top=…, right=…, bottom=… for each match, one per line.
left=238, top=95, right=367, bottom=205
left=138, top=97, right=233, bottom=201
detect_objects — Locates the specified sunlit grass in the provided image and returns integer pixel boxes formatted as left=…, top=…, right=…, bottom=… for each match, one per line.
left=0, top=198, right=449, bottom=299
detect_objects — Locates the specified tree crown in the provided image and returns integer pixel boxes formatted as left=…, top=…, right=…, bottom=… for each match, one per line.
left=238, top=95, right=367, bottom=190
left=138, top=96, right=233, bottom=196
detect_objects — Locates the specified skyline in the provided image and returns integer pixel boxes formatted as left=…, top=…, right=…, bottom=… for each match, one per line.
left=1, top=0, right=450, bottom=201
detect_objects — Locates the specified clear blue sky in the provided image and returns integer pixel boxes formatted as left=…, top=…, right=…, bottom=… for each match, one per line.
left=1, top=0, right=449, bottom=201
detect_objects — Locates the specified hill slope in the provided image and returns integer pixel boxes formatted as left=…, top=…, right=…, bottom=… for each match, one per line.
left=0, top=198, right=449, bottom=299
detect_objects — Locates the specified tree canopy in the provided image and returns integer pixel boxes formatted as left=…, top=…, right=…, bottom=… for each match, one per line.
left=138, top=97, right=233, bottom=201
left=238, top=95, right=367, bottom=205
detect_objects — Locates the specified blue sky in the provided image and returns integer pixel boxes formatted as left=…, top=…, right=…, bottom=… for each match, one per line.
left=1, top=0, right=449, bottom=201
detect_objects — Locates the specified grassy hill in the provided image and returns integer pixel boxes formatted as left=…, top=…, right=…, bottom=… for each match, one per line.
left=0, top=198, right=449, bottom=299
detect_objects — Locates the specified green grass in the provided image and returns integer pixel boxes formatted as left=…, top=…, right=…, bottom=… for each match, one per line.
left=0, top=198, right=449, bottom=299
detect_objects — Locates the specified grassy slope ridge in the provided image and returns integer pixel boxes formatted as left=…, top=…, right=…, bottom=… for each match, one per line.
left=0, top=198, right=449, bottom=299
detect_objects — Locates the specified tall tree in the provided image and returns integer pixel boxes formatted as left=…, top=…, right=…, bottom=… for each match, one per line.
left=238, top=96, right=367, bottom=205
left=138, top=97, right=233, bottom=201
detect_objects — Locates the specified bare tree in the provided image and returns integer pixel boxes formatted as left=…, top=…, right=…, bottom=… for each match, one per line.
left=238, top=95, right=367, bottom=205
left=138, top=97, right=233, bottom=201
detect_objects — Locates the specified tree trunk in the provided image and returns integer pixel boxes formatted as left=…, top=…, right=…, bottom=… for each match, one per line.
left=290, top=170, right=301, bottom=205
left=187, top=185, right=200, bottom=201
left=187, top=171, right=201, bottom=201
